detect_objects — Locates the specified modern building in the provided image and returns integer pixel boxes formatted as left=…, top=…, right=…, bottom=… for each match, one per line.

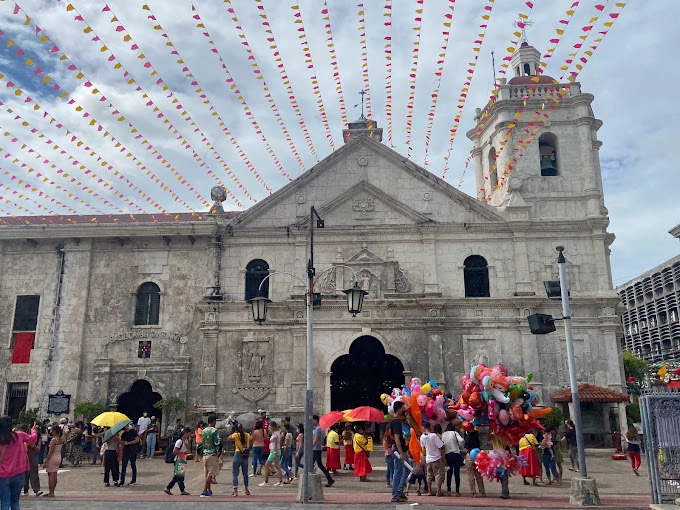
left=0, top=42, right=624, bottom=431
left=618, top=226, right=680, bottom=363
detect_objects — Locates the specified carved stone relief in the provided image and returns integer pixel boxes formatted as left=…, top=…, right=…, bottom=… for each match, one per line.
left=233, top=336, right=275, bottom=403
left=353, top=197, right=376, bottom=219
left=319, top=267, right=336, bottom=294
left=394, top=266, right=412, bottom=293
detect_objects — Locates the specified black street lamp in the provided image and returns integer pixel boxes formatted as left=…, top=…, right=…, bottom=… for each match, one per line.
left=343, top=282, right=368, bottom=316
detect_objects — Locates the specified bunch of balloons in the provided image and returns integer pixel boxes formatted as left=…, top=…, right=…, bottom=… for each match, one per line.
left=454, top=363, right=551, bottom=443
left=381, top=376, right=458, bottom=462
left=469, top=447, right=526, bottom=482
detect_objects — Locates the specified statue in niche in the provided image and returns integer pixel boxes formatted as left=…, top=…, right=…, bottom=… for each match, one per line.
left=246, top=347, right=266, bottom=383
left=359, top=270, right=372, bottom=291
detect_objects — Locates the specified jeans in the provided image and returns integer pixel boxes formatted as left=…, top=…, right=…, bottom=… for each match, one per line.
left=391, top=452, right=408, bottom=500
left=445, top=452, right=462, bottom=493
left=38, top=441, right=47, bottom=465
left=281, top=447, right=292, bottom=479
left=251, top=446, right=265, bottom=474
left=569, top=444, right=579, bottom=471
left=232, top=452, right=249, bottom=488
left=500, top=471, right=509, bottom=497
left=543, top=455, right=559, bottom=480
left=385, top=454, right=394, bottom=485
left=146, top=433, right=157, bottom=458
left=312, top=450, right=333, bottom=483
left=120, top=453, right=137, bottom=484
left=166, top=475, right=185, bottom=493
left=294, top=450, right=303, bottom=476
left=0, top=473, right=25, bottom=510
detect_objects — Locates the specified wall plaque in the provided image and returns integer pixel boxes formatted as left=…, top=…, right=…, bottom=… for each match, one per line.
left=47, top=390, right=71, bottom=415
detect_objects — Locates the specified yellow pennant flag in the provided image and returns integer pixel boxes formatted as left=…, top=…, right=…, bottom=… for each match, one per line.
left=658, top=365, right=667, bottom=379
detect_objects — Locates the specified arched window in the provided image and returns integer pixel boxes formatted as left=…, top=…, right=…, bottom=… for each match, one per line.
left=488, top=147, right=498, bottom=189
left=245, top=259, right=270, bottom=301
left=134, top=282, right=160, bottom=326
left=464, top=256, right=490, bottom=298
left=539, top=133, right=558, bottom=176
left=523, top=63, right=531, bottom=76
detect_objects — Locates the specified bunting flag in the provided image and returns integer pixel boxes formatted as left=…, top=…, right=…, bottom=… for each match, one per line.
left=441, top=0, right=496, bottom=178
left=0, top=141, right=105, bottom=214
left=223, top=1, right=308, bottom=170
left=490, top=1, right=627, bottom=198
left=53, top=2, right=244, bottom=207
left=0, top=74, right=171, bottom=214
left=383, top=0, right=394, bottom=146
left=356, top=2, right=372, bottom=119
left=321, top=0, right=349, bottom=128
left=140, top=2, right=272, bottom=196
left=100, top=2, right=256, bottom=203
left=423, top=0, right=456, bottom=166
left=290, top=2, right=336, bottom=151
left=0, top=178, right=77, bottom=215
left=250, top=0, right=318, bottom=162
left=0, top=23, right=205, bottom=211
left=0, top=128, right=122, bottom=214
left=0, top=101, right=145, bottom=214
left=191, top=3, right=293, bottom=182
left=536, top=1, right=581, bottom=75
left=404, top=0, right=424, bottom=158
left=0, top=192, right=36, bottom=215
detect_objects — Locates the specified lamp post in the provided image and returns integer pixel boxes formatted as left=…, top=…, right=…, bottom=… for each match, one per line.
left=248, top=206, right=367, bottom=503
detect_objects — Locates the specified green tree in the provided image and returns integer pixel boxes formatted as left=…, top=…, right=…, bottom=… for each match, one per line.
left=73, top=402, right=106, bottom=422
left=542, top=406, right=565, bottom=430
left=12, top=408, right=39, bottom=427
left=626, top=402, right=640, bottom=426
left=622, top=350, right=649, bottom=382
left=153, top=397, right=186, bottom=420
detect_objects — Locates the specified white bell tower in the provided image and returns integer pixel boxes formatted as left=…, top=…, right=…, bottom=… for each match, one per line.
left=466, top=42, right=608, bottom=221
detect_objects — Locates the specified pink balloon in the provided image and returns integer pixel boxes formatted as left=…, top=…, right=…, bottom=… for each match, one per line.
left=499, top=409, right=510, bottom=426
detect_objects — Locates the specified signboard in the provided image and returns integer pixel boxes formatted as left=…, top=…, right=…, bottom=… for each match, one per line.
left=47, top=390, right=71, bottom=415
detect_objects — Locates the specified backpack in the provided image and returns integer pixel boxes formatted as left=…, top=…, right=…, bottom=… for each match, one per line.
left=164, top=443, right=175, bottom=464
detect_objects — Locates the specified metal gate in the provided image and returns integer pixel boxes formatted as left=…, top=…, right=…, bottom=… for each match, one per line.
left=640, top=389, right=680, bottom=504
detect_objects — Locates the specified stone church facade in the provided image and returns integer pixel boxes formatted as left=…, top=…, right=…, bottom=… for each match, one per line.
left=0, top=43, right=623, bottom=425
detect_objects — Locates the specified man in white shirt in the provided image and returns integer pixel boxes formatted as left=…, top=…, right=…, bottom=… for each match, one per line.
left=136, top=411, right=151, bottom=458
left=419, top=422, right=445, bottom=497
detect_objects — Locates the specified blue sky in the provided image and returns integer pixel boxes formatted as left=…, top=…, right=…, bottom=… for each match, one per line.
left=0, top=0, right=677, bottom=284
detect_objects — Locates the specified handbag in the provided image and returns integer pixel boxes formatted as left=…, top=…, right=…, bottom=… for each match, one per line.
left=174, top=458, right=187, bottom=477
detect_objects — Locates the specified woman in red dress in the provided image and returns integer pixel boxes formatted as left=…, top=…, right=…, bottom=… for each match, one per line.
left=342, top=423, right=355, bottom=470
left=352, top=425, right=372, bottom=481
left=518, top=431, right=540, bottom=485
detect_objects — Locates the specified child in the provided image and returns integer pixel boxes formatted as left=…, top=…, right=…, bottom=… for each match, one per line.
left=405, top=456, right=428, bottom=496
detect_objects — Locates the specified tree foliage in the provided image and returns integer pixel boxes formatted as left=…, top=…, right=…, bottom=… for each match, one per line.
left=542, top=406, right=565, bottom=430
left=626, top=402, right=641, bottom=425
left=622, top=350, right=649, bottom=382
left=12, top=408, right=39, bottom=427
left=153, top=397, right=186, bottom=418
left=73, top=402, right=106, bottom=421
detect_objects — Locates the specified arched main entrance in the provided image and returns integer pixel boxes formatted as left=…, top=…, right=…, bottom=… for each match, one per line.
left=330, top=336, right=404, bottom=411
left=117, top=380, right=162, bottom=424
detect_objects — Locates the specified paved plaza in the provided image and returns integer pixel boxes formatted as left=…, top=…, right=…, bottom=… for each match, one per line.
left=18, top=449, right=651, bottom=509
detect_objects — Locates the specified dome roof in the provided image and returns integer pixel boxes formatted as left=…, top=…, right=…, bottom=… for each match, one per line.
left=507, top=74, right=557, bottom=85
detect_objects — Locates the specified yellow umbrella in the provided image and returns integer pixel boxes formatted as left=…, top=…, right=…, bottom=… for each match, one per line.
left=91, top=412, right=130, bottom=427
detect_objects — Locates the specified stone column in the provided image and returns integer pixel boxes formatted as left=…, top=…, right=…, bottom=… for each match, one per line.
left=206, top=235, right=223, bottom=298
left=617, top=402, right=628, bottom=431
left=602, top=404, right=612, bottom=433
left=294, top=238, right=307, bottom=292
left=427, top=329, right=446, bottom=390
left=472, top=146, right=484, bottom=200
left=421, top=232, right=439, bottom=295
left=512, top=233, right=534, bottom=295
left=290, top=329, right=307, bottom=411
left=323, top=371, right=332, bottom=412
left=199, top=326, right=218, bottom=407
left=577, top=119, right=601, bottom=217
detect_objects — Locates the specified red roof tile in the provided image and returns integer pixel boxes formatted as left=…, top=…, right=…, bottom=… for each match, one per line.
left=550, top=383, right=629, bottom=404
left=0, top=212, right=241, bottom=226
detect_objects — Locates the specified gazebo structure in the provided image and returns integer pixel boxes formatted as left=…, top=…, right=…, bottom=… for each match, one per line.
left=550, top=384, right=630, bottom=447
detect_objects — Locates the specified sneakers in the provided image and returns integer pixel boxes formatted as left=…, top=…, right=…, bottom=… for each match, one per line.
left=325, top=479, right=335, bottom=488
left=127, top=482, right=137, bottom=486
left=199, top=490, right=213, bottom=498
left=258, top=481, right=268, bottom=487
left=104, top=483, right=111, bottom=487
left=273, top=481, right=284, bottom=487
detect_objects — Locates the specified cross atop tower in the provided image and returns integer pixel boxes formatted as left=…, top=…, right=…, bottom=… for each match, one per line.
left=358, top=90, right=366, bottom=120
left=513, top=17, right=534, bottom=43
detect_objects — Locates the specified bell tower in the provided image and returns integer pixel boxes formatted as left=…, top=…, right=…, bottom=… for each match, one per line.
left=466, top=42, right=607, bottom=220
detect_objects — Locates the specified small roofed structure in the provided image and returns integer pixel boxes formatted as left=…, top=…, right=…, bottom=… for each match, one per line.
left=550, top=384, right=630, bottom=448
left=550, top=383, right=630, bottom=404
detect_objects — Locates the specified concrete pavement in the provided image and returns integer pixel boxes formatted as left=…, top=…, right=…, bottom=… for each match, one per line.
left=22, top=448, right=651, bottom=509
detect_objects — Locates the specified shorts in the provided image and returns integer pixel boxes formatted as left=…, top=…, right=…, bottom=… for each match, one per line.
left=203, top=455, right=221, bottom=477
left=408, top=473, right=425, bottom=485
left=267, top=449, right=281, bottom=463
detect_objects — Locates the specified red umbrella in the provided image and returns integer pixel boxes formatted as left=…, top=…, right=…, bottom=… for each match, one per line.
left=319, top=411, right=345, bottom=430
left=346, top=406, right=386, bottom=423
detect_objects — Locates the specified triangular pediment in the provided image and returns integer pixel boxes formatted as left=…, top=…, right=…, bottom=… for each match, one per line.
left=230, top=136, right=506, bottom=230
left=294, top=181, right=434, bottom=227
left=345, top=247, right=385, bottom=264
